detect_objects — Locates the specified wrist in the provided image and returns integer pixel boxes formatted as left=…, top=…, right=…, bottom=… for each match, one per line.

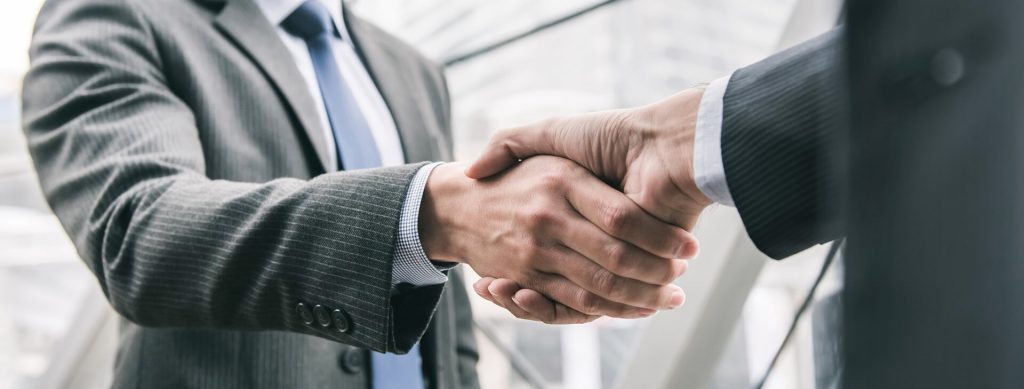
left=419, top=162, right=471, bottom=262
left=642, top=87, right=713, bottom=209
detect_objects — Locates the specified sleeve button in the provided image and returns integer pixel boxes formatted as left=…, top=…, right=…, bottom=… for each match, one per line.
left=296, top=303, right=315, bottom=325
left=313, top=304, right=332, bottom=327
left=931, top=48, right=965, bottom=87
left=332, top=308, right=352, bottom=333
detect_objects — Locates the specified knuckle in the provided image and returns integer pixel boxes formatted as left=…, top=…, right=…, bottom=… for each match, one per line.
left=603, top=242, right=631, bottom=274
left=576, top=290, right=602, bottom=315
left=653, top=269, right=675, bottom=285
left=521, top=204, right=567, bottom=232
left=519, top=205, right=550, bottom=229
left=601, top=202, right=631, bottom=235
left=536, top=170, right=568, bottom=192
left=520, top=244, right=543, bottom=266
left=591, top=268, right=623, bottom=298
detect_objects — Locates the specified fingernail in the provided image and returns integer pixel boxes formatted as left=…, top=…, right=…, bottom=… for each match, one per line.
left=668, top=286, right=686, bottom=308
left=511, top=295, right=522, bottom=306
left=680, top=241, right=698, bottom=259
left=676, top=242, right=689, bottom=259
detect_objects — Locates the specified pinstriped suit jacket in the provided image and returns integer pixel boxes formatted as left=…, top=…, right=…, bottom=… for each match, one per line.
left=21, top=0, right=478, bottom=387
left=724, top=4, right=1024, bottom=385
left=721, top=29, right=845, bottom=259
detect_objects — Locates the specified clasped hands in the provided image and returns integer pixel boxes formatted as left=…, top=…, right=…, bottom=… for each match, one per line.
left=419, top=87, right=710, bottom=324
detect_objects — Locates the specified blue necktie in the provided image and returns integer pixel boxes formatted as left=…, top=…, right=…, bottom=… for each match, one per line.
left=282, top=1, right=381, bottom=170
left=283, top=3, right=425, bottom=389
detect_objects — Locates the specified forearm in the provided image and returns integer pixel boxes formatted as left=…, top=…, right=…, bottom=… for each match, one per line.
left=40, top=158, right=428, bottom=351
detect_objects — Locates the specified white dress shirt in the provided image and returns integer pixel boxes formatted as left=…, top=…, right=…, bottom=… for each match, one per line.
left=693, top=75, right=736, bottom=206
left=255, top=0, right=448, bottom=287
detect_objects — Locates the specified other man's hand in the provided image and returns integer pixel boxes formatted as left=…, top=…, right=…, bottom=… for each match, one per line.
left=420, top=157, right=698, bottom=323
left=466, top=87, right=711, bottom=229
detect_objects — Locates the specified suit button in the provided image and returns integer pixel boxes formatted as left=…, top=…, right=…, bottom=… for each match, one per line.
left=313, top=304, right=332, bottom=327
left=931, top=48, right=965, bottom=87
left=338, top=348, right=364, bottom=374
left=296, top=303, right=314, bottom=325
left=332, top=308, right=352, bottom=333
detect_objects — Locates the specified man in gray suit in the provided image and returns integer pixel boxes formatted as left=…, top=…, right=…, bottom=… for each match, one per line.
left=21, top=0, right=700, bottom=388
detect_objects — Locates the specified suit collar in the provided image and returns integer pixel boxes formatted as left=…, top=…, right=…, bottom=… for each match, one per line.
left=213, top=0, right=333, bottom=171
left=210, top=0, right=444, bottom=169
left=253, top=0, right=353, bottom=42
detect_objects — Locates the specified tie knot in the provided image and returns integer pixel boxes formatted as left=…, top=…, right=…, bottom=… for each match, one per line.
left=281, top=1, right=334, bottom=39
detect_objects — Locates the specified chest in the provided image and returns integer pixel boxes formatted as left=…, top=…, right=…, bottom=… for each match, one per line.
left=145, top=9, right=450, bottom=182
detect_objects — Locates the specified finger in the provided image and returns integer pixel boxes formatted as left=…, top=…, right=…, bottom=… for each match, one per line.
left=537, top=245, right=685, bottom=310
left=487, top=278, right=537, bottom=320
left=523, top=272, right=660, bottom=318
left=473, top=277, right=497, bottom=301
left=465, top=124, right=552, bottom=179
left=512, top=288, right=599, bottom=324
left=560, top=212, right=689, bottom=286
left=566, top=176, right=699, bottom=260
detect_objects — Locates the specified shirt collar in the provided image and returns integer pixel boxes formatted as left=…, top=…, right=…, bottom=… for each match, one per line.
left=254, top=0, right=351, bottom=41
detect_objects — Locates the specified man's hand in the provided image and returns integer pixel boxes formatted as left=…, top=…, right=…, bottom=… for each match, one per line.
left=464, top=87, right=713, bottom=323
left=419, top=157, right=699, bottom=323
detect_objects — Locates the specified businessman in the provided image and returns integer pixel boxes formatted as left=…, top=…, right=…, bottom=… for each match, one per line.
left=21, top=0, right=697, bottom=387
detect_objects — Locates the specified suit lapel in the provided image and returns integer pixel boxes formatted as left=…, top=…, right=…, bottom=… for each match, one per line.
left=214, top=0, right=332, bottom=171
left=343, top=10, right=442, bottom=163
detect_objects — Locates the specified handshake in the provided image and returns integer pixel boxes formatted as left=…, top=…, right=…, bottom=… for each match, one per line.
left=419, top=87, right=712, bottom=324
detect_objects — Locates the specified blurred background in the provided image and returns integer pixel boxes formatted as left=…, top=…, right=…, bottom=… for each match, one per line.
left=0, top=0, right=843, bottom=388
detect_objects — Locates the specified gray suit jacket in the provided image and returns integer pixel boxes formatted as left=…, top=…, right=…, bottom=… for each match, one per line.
left=21, top=0, right=478, bottom=388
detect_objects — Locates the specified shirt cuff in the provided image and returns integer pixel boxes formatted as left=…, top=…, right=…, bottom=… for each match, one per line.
left=693, top=74, right=736, bottom=206
left=392, top=162, right=452, bottom=287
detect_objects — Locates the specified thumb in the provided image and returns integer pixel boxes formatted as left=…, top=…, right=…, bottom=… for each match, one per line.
left=463, top=140, right=520, bottom=179
left=465, top=125, right=553, bottom=179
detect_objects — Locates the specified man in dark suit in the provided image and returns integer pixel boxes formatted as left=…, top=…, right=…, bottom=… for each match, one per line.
left=21, top=0, right=701, bottom=387
left=470, top=1, right=1024, bottom=387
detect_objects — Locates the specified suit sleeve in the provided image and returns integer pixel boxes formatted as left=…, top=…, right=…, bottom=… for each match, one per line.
left=448, top=269, right=482, bottom=388
left=720, top=28, right=846, bottom=259
left=22, top=0, right=441, bottom=353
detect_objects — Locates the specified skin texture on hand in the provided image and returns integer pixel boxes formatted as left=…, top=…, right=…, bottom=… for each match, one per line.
left=464, top=87, right=712, bottom=324
left=419, top=157, right=699, bottom=323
